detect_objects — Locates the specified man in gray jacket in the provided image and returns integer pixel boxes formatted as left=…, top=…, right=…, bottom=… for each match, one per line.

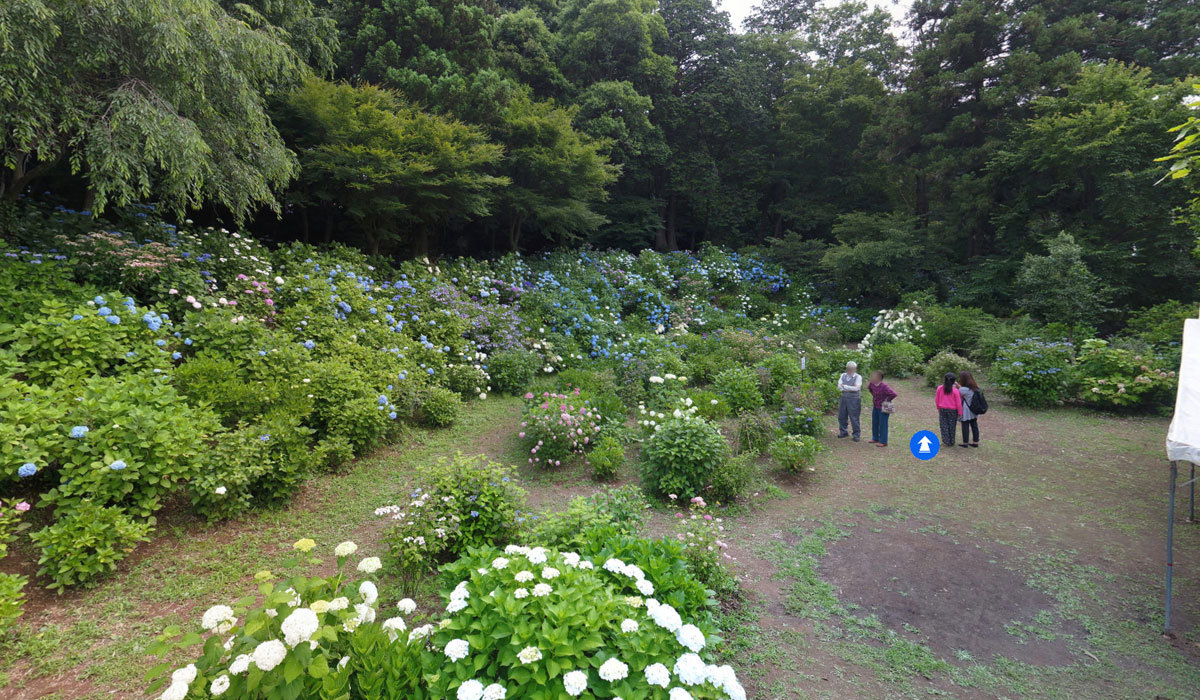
left=837, top=361, right=862, bottom=441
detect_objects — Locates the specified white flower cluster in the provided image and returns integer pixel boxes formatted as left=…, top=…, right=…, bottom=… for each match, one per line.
left=859, top=302, right=925, bottom=353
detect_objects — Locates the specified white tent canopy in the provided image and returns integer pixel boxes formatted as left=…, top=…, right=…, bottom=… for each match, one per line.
left=1165, top=315, right=1199, bottom=632
left=1167, top=318, right=1200, bottom=463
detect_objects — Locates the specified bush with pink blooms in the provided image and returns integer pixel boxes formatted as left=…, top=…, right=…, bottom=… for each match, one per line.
left=518, top=391, right=603, bottom=467
left=0, top=499, right=32, bottom=631
left=671, top=496, right=738, bottom=596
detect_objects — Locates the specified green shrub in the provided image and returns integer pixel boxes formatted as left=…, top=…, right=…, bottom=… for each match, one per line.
left=870, top=341, right=925, bottom=378
left=768, top=434, right=824, bottom=472
left=779, top=405, right=823, bottom=437
left=42, top=374, right=219, bottom=520
left=487, top=348, right=540, bottom=394
left=1124, top=300, right=1194, bottom=348
left=520, top=391, right=602, bottom=466
left=709, top=452, right=756, bottom=503
left=971, top=317, right=1043, bottom=364
left=713, top=366, right=764, bottom=413
left=528, top=485, right=647, bottom=550
left=188, top=424, right=274, bottom=521
left=991, top=338, right=1075, bottom=407
left=588, top=435, right=625, bottom=481
left=735, top=410, right=778, bottom=455
left=781, top=381, right=839, bottom=415
left=688, top=389, right=731, bottom=419
left=443, top=363, right=489, bottom=399
left=916, top=305, right=996, bottom=357
left=31, top=502, right=152, bottom=591
left=641, top=415, right=729, bottom=499
left=0, top=499, right=31, bottom=632
left=326, top=394, right=393, bottom=452
left=417, top=385, right=462, bottom=428
left=555, top=367, right=619, bottom=396
left=924, top=351, right=980, bottom=387
left=670, top=501, right=739, bottom=596
left=760, top=352, right=805, bottom=401
left=1074, top=339, right=1177, bottom=410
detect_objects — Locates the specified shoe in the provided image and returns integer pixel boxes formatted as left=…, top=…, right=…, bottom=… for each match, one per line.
left=837, top=433, right=848, bottom=439
left=959, top=444, right=969, bottom=448
left=852, top=437, right=860, bottom=442
left=868, top=440, right=878, bottom=444
left=877, top=443, right=887, bottom=447
left=970, top=443, right=979, bottom=448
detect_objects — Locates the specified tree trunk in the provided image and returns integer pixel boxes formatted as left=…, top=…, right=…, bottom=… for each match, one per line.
left=665, top=195, right=679, bottom=251
left=1, top=152, right=61, bottom=202
left=323, top=208, right=334, bottom=243
left=508, top=215, right=524, bottom=252
left=300, top=209, right=310, bottom=243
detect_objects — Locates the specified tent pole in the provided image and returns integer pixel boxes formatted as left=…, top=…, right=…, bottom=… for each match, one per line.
left=1190, top=463, right=1195, bottom=523
left=1166, top=461, right=1177, bottom=633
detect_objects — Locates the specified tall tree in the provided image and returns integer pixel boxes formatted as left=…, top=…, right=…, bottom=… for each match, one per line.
left=0, top=0, right=305, bottom=221
left=276, top=78, right=506, bottom=255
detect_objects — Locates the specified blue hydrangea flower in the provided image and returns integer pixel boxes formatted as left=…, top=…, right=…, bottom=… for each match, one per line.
left=388, top=411, right=397, bottom=420
left=426, top=368, right=435, bottom=375
left=93, top=296, right=105, bottom=305
left=184, top=338, right=193, bottom=345
left=155, top=339, right=166, bottom=347
left=106, top=315, right=121, bottom=324
left=97, top=306, right=112, bottom=316
left=71, top=314, right=83, bottom=321
left=470, top=510, right=480, bottom=518
left=303, top=340, right=315, bottom=350
left=109, top=460, right=127, bottom=471
left=70, top=426, right=89, bottom=438
left=172, top=351, right=182, bottom=360
left=377, top=395, right=388, bottom=405
left=260, top=435, right=270, bottom=442
left=18, top=463, right=38, bottom=478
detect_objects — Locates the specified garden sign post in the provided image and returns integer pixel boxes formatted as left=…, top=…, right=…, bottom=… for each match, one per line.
left=1164, top=317, right=1200, bottom=632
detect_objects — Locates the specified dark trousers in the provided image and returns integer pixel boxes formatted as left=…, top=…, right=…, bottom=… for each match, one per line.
left=838, top=394, right=861, bottom=439
left=871, top=408, right=890, bottom=444
left=960, top=418, right=979, bottom=444
left=938, top=408, right=958, bottom=446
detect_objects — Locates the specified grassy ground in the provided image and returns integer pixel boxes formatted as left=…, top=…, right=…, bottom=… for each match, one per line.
left=1, top=377, right=1197, bottom=698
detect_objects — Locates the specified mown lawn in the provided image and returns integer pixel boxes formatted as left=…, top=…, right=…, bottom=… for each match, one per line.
left=2, top=378, right=1198, bottom=699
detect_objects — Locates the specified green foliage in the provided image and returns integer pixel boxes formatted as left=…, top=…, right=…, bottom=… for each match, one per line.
left=0, top=499, right=30, bottom=632
left=734, top=410, right=779, bottom=455
left=779, top=405, right=823, bottom=437
left=418, top=386, right=463, bottom=429
left=641, top=415, right=729, bottom=500
left=708, top=453, right=757, bottom=504
left=528, top=485, right=647, bottom=550
left=924, top=352, right=980, bottom=388
left=917, top=305, right=997, bottom=358
left=991, top=339, right=1076, bottom=407
left=670, top=501, right=739, bottom=597
left=444, top=363, right=490, bottom=399
left=870, top=341, right=925, bottom=378
left=768, top=434, right=824, bottom=472
left=759, top=353, right=805, bottom=401
left=1123, top=300, right=1195, bottom=348
left=1015, top=233, right=1109, bottom=328
left=1074, top=339, right=1177, bottom=410
left=31, top=502, right=151, bottom=591
left=712, top=366, right=765, bottom=414
left=0, top=0, right=305, bottom=220
left=488, top=349, right=540, bottom=394
left=588, top=435, right=625, bottom=481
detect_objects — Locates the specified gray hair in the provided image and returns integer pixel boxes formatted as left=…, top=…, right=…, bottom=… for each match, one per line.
left=846, top=361, right=858, bottom=369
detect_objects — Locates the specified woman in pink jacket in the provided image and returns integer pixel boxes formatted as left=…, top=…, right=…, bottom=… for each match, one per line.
left=934, top=372, right=962, bottom=447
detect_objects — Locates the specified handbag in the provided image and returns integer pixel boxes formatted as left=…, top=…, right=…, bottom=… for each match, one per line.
left=880, top=399, right=895, bottom=414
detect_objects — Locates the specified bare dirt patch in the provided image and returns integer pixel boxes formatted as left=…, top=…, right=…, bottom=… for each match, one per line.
left=820, top=517, right=1081, bottom=666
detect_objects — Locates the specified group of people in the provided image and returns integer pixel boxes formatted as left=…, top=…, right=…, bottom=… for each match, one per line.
left=836, top=362, right=985, bottom=449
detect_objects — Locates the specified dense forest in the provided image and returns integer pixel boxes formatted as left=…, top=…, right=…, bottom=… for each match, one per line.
left=2, top=0, right=1199, bottom=318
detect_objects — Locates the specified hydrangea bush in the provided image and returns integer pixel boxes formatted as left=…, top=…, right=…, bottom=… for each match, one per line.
left=991, top=338, right=1075, bottom=407
left=519, top=391, right=603, bottom=467
left=1074, top=339, right=1177, bottom=410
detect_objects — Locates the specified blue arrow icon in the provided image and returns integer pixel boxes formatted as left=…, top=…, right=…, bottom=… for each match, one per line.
left=910, top=430, right=940, bottom=460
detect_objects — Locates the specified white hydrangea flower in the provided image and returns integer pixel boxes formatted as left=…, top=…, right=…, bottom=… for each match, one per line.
left=409, top=624, right=435, bottom=642
left=309, top=600, right=330, bottom=614
left=492, top=557, right=510, bottom=570
left=504, top=544, right=530, bottom=555
left=513, top=588, right=529, bottom=599
left=201, top=605, right=236, bottom=633
left=359, top=580, right=378, bottom=605
left=621, top=564, right=645, bottom=580
left=229, top=654, right=252, bottom=675
left=526, top=547, right=548, bottom=565
left=252, top=639, right=287, bottom=671
left=328, top=597, right=349, bottom=611
left=457, top=679, right=484, bottom=700
left=676, top=624, right=705, bottom=652
left=447, top=598, right=469, bottom=613
left=561, top=552, right=581, bottom=567
left=451, top=582, right=470, bottom=600
left=397, top=598, right=417, bottom=615
left=603, top=558, right=626, bottom=573
left=210, top=674, right=231, bottom=696
left=514, top=570, right=535, bottom=583
left=578, top=560, right=594, bottom=570
left=540, top=567, right=560, bottom=580
left=338, top=656, right=349, bottom=669
left=645, top=662, right=671, bottom=688
left=335, top=541, right=358, bottom=557
left=357, top=557, right=382, bottom=574
left=668, top=688, right=694, bottom=700
left=517, top=646, right=542, bottom=664
left=354, top=602, right=376, bottom=624
left=281, top=608, right=319, bottom=647
left=482, top=682, right=506, bottom=700
left=620, top=618, right=639, bottom=633
left=598, top=658, right=629, bottom=682
left=563, top=670, right=588, bottom=697
left=283, top=587, right=301, bottom=607
left=445, top=638, right=470, bottom=662
left=673, top=653, right=707, bottom=685
left=636, top=578, right=655, bottom=596
left=381, top=616, right=407, bottom=641
left=160, top=682, right=188, bottom=700
left=171, top=664, right=198, bottom=686
left=650, top=603, right=682, bottom=632
left=532, top=583, right=552, bottom=597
